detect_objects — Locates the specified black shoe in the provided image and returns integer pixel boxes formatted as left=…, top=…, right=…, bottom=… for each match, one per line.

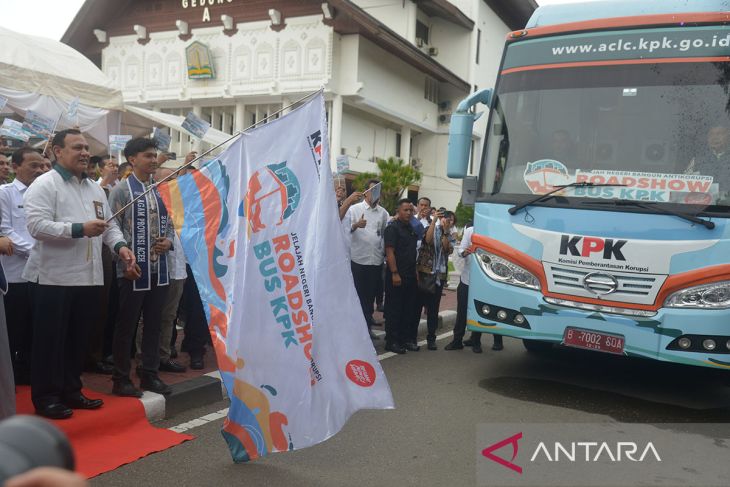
left=369, top=329, right=380, bottom=340
left=445, top=341, right=464, bottom=350
left=112, top=379, right=143, bottom=398
left=190, top=354, right=205, bottom=370
left=63, top=393, right=104, bottom=410
left=462, top=339, right=475, bottom=347
left=36, top=403, right=73, bottom=420
left=384, top=343, right=406, bottom=354
left=140, top=373, right=172, bottom=395
left=159, top=359, right=186, bottom=373
left=427, top=341, right=437, bottom=351
left=88, top=361, right=114, bottom=375
left=404, top=342, right=420, bottom=352
left=472, top=344, right=483, bottom=354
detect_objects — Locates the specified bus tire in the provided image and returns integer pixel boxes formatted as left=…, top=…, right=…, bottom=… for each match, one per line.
left=523, top=339, right=554, bottom=353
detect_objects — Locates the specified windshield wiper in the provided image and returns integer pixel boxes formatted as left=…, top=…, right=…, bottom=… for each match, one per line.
left=582, top=200, right=715, bottom=229
left=508, top=182, right=626, bottom=215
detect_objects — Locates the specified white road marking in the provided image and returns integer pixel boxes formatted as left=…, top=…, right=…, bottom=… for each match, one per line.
left=168, top=331, right=455, bottom=433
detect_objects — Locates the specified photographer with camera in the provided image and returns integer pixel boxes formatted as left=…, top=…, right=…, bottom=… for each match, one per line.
left=0, top=415, right=84, bottom=486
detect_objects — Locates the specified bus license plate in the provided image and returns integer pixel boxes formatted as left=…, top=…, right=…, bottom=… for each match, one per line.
left=563, top=328, right=625, bottom=355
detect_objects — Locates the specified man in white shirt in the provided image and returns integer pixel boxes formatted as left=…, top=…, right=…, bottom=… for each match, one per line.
left=0, top=235, right=14, bottom=419
left=23, top=129, right=136, bottom=420
left=0, top=147, right=44, bottom=384
left=417, top=196, right=432, bottom=229
left=152, top=165, right=187, bottom=373
left=96, top=155, right=119, bottom=191
left=345, top=179, right=389, bottom=339
left=445, top=226, right=502, bottom=353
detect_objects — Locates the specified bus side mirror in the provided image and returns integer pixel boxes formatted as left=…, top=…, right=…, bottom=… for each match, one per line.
left=461, top=176, right=477, bottom=206
left=447, top=89, right=492, bottom=179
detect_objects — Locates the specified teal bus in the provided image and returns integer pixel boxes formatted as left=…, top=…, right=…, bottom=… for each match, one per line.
left=447, top=0, right=730, bottom=370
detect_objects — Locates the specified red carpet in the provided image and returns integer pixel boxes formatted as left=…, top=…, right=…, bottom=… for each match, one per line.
left=15, top=386, right=193, bottom=478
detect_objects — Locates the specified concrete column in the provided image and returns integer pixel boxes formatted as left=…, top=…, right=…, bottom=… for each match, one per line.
left=221, top=107, right=231, bottom=134
left=235, top=102, right=246, bottom=133
left=330, top=94, right=343, bottom=171
left=192, top=104, right=203, bottom=152
left=255, top=105, right=262, bottom=126
left=400, top=126, right=411, bottom=164
left=210, top=107, right=220, bottom=130
left=281, top=97, right=292, bottom=115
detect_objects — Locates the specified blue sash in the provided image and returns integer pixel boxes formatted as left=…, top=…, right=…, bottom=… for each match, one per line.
left=127, top=175, right=169, bottom=291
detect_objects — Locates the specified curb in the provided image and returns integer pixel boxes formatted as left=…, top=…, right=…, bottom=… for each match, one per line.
left=143, top=310, right=457, bottom=422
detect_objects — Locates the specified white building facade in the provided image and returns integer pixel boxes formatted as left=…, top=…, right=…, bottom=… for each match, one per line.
left=64, top=0, right=536, bottom=209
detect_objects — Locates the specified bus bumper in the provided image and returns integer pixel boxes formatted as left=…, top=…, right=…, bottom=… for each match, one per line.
left=466, top=280, right=730, bottom=370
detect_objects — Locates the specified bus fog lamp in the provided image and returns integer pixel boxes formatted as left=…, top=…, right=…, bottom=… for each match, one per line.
left=702, top=339, right=717, bottom=351
left=481, top=304, right=491, bottom=316
left=497, top=310, right=508, bottom=320
left=677, top=337, right=692, bottom=349
left=726, top=339, right=730, bottom=351
left=514, top=314, right=525, bottom=325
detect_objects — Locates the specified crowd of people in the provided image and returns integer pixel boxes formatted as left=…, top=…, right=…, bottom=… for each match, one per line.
left=0, top=129, right=504, bottom=422
left=335, top=181, right=502, bottom=355
left=0, top=130, right=211, bottom=420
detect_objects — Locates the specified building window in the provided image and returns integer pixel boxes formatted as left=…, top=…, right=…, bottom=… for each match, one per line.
left=416, top=20, right=429, bottom=46
left=424, top=77, right=438, bottom=103
left=476, top=29, right=481, bottom=64
left=395, top=133, right=402, bottom=157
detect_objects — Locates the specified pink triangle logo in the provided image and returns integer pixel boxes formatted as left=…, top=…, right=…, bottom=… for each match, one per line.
left=481, top=432, right=523, bottom=474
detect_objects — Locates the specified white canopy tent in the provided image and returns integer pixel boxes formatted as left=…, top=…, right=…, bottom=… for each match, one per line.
left=0, top=26, right=122, bottom=148
left=124, top=105, right=237, bottom=147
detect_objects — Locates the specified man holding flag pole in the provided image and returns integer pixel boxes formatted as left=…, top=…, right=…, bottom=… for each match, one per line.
left=108, top=137, right=175, bottom=397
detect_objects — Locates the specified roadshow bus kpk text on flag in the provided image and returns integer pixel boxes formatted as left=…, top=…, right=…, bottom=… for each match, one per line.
left=447, top=0, right=730, bottom=373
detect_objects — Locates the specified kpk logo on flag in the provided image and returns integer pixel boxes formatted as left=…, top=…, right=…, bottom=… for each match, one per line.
left=158, top=93, right=394, bottom=462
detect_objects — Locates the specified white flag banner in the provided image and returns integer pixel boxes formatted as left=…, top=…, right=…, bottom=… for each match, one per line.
left=65, top=96, right=80, bottom=125
left=160, top=92, right=394, bottom=462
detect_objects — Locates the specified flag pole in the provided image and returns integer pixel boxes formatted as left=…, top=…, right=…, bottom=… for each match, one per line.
left=107, top=89, right=321, bottom=222
left=42, top=112, right=65, bottom=155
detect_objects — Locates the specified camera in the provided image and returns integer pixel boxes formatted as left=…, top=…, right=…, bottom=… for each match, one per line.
left=0, top=415, right=75, bottom=483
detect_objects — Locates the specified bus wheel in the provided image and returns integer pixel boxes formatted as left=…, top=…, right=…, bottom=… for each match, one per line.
left=523, top=339, right=554, bottom=353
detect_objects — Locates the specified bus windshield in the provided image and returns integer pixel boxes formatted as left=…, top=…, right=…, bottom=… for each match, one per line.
left=484, top=61, right=730, bottom=213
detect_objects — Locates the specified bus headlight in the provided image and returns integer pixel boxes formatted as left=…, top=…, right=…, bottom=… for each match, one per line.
left=475, top=249, right=541, bottom=291
left=664, top=281, right=730, bottom=309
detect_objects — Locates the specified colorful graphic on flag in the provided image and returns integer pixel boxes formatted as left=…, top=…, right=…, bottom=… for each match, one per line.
left=157, top=93, right=394, bottom=462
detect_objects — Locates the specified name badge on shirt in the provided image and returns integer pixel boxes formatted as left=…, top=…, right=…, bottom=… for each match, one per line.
left=93, top=201, right=105, bottom=220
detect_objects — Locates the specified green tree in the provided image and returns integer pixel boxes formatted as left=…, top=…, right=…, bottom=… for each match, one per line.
left=454, top=200, right=474, bottom=228
left=352, top=157, right=422, bottom=214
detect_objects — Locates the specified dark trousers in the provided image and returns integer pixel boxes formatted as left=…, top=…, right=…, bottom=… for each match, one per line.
left=180, top=266, right=209, bottom=357
left=351, top=262, right=381, bottom=328
left=384, top=273, right=418, bottom=346
left=6, top=282, right=33, bottom=383
left=103, top=268, right=120, bottom=358
left=31, top=285, right=101, bottom=408
left=86, top=246, right=114, bottom=364
left=453, top=281, right=481, bottom=344
left=112, top=278, right=169, bottom=380
left=374, top=264, right=385, bottom=307
left=416, top=281, right=443, bottom=343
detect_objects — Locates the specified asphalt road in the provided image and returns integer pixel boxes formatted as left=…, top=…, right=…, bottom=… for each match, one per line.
left=93, top=334, right=730, bottom=487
